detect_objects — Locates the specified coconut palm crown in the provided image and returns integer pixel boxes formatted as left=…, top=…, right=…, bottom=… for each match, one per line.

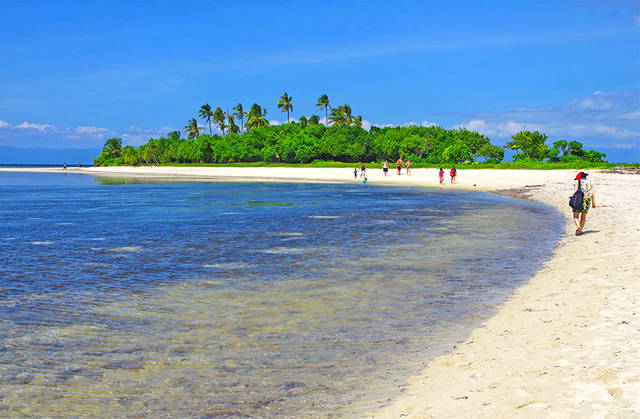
left=232, top=103, right=246, bottom=133
left=213, top=107, right=226, bottom=135
left=277, top=92, right=293, bottom=123
left=245, top=103, right=269, bottom=131
left=198, top=103, right=214, bottom=135
left=316, top=94, right=330, bottom=126
left=184, top=118, right=202, bottom=139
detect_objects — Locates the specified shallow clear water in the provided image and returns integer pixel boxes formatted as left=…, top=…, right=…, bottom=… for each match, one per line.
left=0, top=172, right=562, bottom=417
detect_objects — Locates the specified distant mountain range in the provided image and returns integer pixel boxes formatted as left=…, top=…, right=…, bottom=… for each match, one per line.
left=0, top=146, right=100, bottom=165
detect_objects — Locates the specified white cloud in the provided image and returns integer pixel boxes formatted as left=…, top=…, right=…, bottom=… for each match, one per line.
left=565, top=91, right=612, bottom=111
left=451, top=90, right=639, bottom=154
left=16, top=122, right=52, bottom=131
left=462, top=119, right=491, bottom=133
left=269, top=120, right=281, bottom=126
left=76, top=126, right=108, bottom=134
left=621, top=110, right=640, bottom=119
left=607, top=142, right=637, bottom=150
left=0, top=118, right=179, bottom=149
left=594, top=124, right=638, bottom=138
left=457, top=119, right=542, bottom=138
left=361, top=120, right=372, bottom=130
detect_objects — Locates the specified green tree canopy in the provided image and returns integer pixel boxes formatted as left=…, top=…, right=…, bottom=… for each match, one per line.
left=101, top=137, right=122, bottom=158
left=504, top=130, right=549, bottom=161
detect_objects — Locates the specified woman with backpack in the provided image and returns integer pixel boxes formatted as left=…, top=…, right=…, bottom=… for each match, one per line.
left=571, top=171, right=596, bottom=236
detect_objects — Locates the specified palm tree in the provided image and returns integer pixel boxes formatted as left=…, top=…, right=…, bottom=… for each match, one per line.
left=227, top=113, right=240, bottom=134
left=329, top=106, right=346, bottom=126
left=232, top=103, right=246, bottom=133
left=342, top=104, right=353, bottom=124
left=184, top=118, right=201, bottom=139
left=316, top=94, right=330, bottom=126
left=277, top=92, right=293, bottom=123
left=102, top=137, right=122, bottom=158
left=329, top=104, right=359, bottom=126
left=246, top=103, right=269, bottom=131
left=213, top=107, right=226, bottom=135
left=308, top=114, right=319, bottom=125
left=198, top=103, right=214, bottom=135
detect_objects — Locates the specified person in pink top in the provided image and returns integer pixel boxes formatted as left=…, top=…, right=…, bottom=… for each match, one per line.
left=439, top=167, right=444, bottom=184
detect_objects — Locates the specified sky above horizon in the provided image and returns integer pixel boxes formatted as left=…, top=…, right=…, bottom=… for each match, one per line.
left=1, top=0, right=639, bottom=161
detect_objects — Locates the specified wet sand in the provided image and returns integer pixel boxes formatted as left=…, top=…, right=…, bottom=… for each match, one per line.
left=4, top=165, right=639, bottom=416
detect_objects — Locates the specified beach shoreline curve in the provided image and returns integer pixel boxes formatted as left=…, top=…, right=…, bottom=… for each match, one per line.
left=3, top=165, right=638, bottom=417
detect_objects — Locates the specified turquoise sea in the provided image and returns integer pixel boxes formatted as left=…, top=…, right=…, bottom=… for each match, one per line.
left=0, top=171, right=562, bottom=417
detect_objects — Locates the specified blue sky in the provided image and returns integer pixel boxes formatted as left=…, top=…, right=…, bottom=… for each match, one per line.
left=0, top=0, right=638, bottom=161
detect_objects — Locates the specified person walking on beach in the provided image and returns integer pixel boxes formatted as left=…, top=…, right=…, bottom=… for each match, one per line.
left=360, top=163, right=366, bottom=178
left=354, top=168, right=358, bottom=179
left=572, top=171, right=596, bottom=236
left=382, top=160, right=388, bottom=176
left=396, top=158, right=403, bottom=175
left=406, top=159, right=411, bottom=176
left=439, top=167, right=444, bottom=184
left=450, top=166, right=457, bottom=184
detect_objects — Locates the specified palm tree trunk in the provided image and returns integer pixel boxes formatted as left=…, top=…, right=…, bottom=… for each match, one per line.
left=325, top=107, right=328, bottom=126
left=208, top=120, right=212, bottom=136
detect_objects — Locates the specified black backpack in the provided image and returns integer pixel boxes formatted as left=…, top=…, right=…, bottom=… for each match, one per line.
left=569, top=180, right=584, bottom=211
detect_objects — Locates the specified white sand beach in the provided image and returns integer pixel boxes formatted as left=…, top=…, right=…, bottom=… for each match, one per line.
left=4, top=165, right=639, bottom=417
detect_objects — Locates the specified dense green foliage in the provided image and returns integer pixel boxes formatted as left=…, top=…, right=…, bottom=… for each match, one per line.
left=505, top=131, right=606, bottom=163
left=95, top=124, right=502, bottom=166
left=94, top=124, right=610, bottom=167
left=94, top=93, right=609, bottom=167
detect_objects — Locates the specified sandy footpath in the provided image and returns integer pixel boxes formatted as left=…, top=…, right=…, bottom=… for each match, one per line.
left=4, top=165, right=639, bottom=417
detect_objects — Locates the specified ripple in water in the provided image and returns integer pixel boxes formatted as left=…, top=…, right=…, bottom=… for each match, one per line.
left=0, top=172, right=563, bottom=417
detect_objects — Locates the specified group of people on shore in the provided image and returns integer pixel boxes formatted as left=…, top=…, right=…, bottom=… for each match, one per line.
left=62, top=162, right=82, bottom=169
left=355, top=162, right=458, bottom=184
left=379, top=158, right=412, bottom=176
